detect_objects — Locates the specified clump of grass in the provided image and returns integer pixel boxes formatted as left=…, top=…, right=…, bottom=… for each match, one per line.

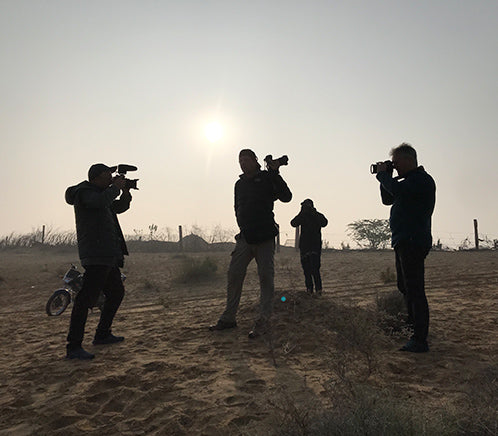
left=376, top=289, right=404, bottom=316
left=380, top=266, right=396, bottom=284
left=376, top=290, right=407, bottom=335
left=459, top=363, right=498, bottom=434
left=175, top=256, right=218, bottom=283
left=143, top=278, right=157, bottom=291
left=271, top=382, right=460, bottom=436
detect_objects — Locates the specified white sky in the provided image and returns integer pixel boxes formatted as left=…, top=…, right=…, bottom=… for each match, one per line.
left=1, top=1, right=497, bottom=248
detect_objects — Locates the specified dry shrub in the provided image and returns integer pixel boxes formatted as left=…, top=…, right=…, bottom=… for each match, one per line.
left=375, top=290, right=408, bottom=336
left=243, top=289, right=387, bottom=377
left=174, top=256, right=218, bottom=283
left=271, top=381, right=459, bottom=436
left=457, top=363, right=498, bottom=434
left=379, top=266, right=396, bottom=283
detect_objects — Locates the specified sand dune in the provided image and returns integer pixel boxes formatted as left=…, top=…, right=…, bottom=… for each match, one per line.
left=0, top=249, right=497, bottom=435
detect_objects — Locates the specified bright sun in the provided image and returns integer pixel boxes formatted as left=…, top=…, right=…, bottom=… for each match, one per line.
left=204, top=122, right=223, bottom=142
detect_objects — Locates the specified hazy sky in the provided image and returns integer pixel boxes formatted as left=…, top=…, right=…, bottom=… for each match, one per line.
left=1, top=1, right=497, bottom=248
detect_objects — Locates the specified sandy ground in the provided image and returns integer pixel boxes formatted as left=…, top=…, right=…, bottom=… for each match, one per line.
left=0, top=248, right=497, bottom=435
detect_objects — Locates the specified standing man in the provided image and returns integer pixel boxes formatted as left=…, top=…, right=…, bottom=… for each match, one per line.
left=209, top=149, right=292, bottom=338
left=64, top=163, right=132, bottom=360
left=375, top=143, right=436, bottom=353
left=291, top=199, right=328, bottom=296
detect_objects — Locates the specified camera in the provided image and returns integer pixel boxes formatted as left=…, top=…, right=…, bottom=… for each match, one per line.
left=264, top=154, right=289, bottom=168
left=116, top=164, right=139, bottom=190
left=370, top=160, right=393, bottom=174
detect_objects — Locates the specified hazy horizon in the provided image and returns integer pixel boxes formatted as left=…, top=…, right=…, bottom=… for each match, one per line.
left=1, top=1, right=497, bottom=249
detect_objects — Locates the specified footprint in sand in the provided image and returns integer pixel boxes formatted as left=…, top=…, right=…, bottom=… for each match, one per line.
left=100, top=397, right=125, bottom=413
left=224, top=394, right=253, bottom=406
left=229, top=415, right=261, bottom=426
left=239, top=378, right=267, bottom=393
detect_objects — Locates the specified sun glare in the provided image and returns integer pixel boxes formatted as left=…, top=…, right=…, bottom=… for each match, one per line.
left=205, top=122, right=223, bottom=143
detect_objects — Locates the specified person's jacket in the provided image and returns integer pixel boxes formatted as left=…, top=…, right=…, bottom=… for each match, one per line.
left=376, top=166, right=435, bottom=249
left=291, top=207, right=328, bottom=253
left=235, top=169, right=292, bottom=244
left=65, top=181, right=131, bottom=266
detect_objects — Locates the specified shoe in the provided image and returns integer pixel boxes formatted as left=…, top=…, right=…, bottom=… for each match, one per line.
left=306, top=289, right=313, bottom=295
left=399, top=338, right=429, bottom=353
left=316, top=290, right=323, bottom=296
left=66, top=347, right=95, bottom=360
left=93, top=333, right=125, bottom=345
left=209, top=320, right=237, bottom=331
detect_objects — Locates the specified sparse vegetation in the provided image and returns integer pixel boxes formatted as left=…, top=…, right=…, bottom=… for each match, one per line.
left=174, top=256, right=218, bottom=283
left=375, top=289, right=407, bottom=335
left=0, top=227, right=77, bottom=248
left=379, top=266, right=396, bottom=283
left=270, top=381, right=462, bottom=436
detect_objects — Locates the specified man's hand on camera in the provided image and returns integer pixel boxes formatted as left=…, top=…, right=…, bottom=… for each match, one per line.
left=112, top=175, right=126, bottom=190
left=267, top=160, right=280, bottom=171
left=376, top=161, right=391, bottom=173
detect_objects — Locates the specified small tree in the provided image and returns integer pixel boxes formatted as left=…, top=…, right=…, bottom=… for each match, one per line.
left=347, top=219, right=391, bottom=249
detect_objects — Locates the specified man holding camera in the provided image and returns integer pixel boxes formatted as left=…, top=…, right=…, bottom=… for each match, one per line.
left=374, top=143, right=436, bottom=353
left=291, top=199, right=328, bottom=296
left=64, top=163, right=132, bottom=360
left=209, top=149, right=292, bottom=338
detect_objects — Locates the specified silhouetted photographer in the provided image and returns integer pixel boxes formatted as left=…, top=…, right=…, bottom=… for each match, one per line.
left=291, top=199, right=328, bottom=296
left=209, top=149, right=292, bottom=338
left=374, top=143, right=436, bottom=353
left=64, top=163, right=136, bottom=360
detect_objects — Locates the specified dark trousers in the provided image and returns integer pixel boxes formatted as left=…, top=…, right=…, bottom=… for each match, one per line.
left=300, top=251, right=322, bottom=292
left=395, top=242, right=430, bottom=343
left=67, top=265, right=125, bottom=350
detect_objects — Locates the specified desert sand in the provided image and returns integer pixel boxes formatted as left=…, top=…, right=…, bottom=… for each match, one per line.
left=0, top=248, right=497, bottom=435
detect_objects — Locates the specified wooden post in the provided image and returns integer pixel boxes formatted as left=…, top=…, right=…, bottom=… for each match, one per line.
left=474, top=219, right=479, bottom=250
left=295, top=226, right=300, bottom=251
left=276, top=230, right=280, bottom=253
left=178, top=225, right=183, bottom=251
left=41, top=225, right=45, bottom=245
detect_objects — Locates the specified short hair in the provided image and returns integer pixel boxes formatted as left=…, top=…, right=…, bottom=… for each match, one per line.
left=390, top=143, right=418, bottom=165
left=239, top=149, right=258, bottom=160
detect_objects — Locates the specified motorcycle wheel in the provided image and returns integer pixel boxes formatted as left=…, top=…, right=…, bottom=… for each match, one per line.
left=46, top=289, right=71, bottom=316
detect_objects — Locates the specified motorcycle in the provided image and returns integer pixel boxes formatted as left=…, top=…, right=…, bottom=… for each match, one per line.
left=45, top=265, right=126, bottom=316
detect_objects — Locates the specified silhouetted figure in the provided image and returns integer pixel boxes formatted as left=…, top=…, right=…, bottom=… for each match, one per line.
left=64, top=164, right=132, bottom=360
left=291, top=199, right=328, bottom=295
left=209, top=149, right=292, bottom=338
left=375, top=143, right=436, bottom=353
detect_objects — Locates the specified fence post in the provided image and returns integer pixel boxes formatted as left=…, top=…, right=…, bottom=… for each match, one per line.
left=41, top=225, right=45, bottom=245
left=295, top=226, right=300, bottom=251
left=474, top=219, right=479, bottom=250
left=178, top=225, right=183, bottom=252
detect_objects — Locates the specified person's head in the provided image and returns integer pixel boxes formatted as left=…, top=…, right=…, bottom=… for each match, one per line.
left=88, top=163, right=116, bottom=188
left=238, top=149, right=260, bottom=176
left=390, top=143, right=418, bottom=176
left=301, top=198, right=314, bottom=211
